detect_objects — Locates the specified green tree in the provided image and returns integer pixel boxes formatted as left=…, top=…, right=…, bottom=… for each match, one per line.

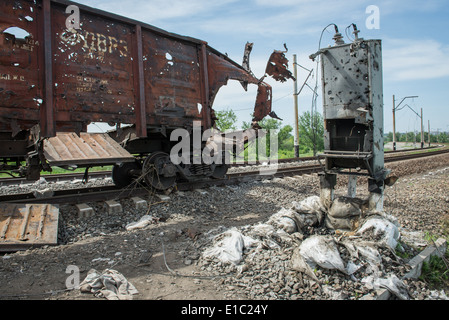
left=438, top=132, right=449, bottom=143
left=298, top=111, right=324, bottom=156
left=278, top=125, right=294, bottom=150
left=215, top=108, right=237, bottom=132
left=258, top=118, right=282, bottom=158
left=399, top=132, right=417, bottom=143
left=240, top=115, right=286, bottom=160
left=277, top=125, right=294, bottom=159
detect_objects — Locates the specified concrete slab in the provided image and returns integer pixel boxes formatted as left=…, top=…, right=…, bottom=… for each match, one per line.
left=370, top=238, right=447, bottom=300
left=76, top=203, right=94, bottom=218
left=131, top=197, right=148, bottom=210
left=105, top=200, right=122, bottom=215
left=404, top=238, right=447, bottom=279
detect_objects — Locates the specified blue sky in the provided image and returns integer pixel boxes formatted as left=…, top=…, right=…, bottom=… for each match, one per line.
left=75, top=0, right=449, bottom=134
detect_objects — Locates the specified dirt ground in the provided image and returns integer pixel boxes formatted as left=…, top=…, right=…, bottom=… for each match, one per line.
left=1, top=154, right=449, bottom=303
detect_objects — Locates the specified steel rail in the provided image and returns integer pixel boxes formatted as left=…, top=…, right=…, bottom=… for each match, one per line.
left=1, top=147, right=448, bottom=205
left=0, top=146, right=443, bottom=187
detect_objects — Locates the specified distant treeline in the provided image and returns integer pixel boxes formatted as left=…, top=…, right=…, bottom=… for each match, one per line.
left=384, top=131, right=449, bottom=144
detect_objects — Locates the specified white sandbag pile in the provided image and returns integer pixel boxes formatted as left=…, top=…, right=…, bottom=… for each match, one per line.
left=199, top=195, right=420, bottom=300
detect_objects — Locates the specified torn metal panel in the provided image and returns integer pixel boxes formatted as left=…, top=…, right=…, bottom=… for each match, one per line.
left=204, top=128, right=263, bottom=156
left=252, top=82, right=273, bottom=123
left=265, top=47, right=295, bottom=83
left=0, top=203, right=59, bottom=252
left=242, top=42, right=253, bottom=74
left=207, top=46, right=294, bottom=127
left=43, top=132, right=135, bottom=166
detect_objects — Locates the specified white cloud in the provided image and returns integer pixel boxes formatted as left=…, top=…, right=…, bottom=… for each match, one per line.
left=75, top=0, right=238, bottom=25
left=383, top=38, right=449, bottom=81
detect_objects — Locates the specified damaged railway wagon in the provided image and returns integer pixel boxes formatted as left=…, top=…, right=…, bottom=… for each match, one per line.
left=0, top=0, right=294, bottom=190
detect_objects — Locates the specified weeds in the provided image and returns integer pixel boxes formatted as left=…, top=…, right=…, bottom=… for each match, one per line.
left=419, top=254, right=449, bottom=289
left=441, top=214, right=449, bottom=238
left=415, top=230, right=449, bottom=289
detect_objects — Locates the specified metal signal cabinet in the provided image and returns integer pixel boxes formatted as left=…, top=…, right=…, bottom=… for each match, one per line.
left=315, top=37, right=387, bottom=211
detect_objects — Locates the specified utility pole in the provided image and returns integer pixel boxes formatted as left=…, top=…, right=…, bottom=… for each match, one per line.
left=392, top=95, right=419, bottom=150
left=420, top=108, right=424, bottom=149
left=428, top=120, right=431, bottom=147
left=392, top=95, right=396, bottom=150
left=293, top=54, right=299, bottom=157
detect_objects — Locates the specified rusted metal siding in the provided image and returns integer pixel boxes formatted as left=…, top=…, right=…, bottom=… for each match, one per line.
left=53, top=3, right=139, bottom=133
left=0, top=0, right=41, bottom=133
left=142, top=32, right=204, bottom=127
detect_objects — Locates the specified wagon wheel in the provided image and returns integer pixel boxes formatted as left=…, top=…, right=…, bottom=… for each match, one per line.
left=143, top=152, right=177, bottom=190
left=211, top=164, right=229, bottom=179
left=112, top=160, right=141, bottom=188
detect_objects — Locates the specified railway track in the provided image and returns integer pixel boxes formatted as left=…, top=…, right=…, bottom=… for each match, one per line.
left=0, top=145, right=441, bottom=187
left=0, top=146, right=447, bottom=205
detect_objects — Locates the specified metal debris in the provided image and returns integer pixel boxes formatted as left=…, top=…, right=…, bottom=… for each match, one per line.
left=0, top=203, right=59, bottom=251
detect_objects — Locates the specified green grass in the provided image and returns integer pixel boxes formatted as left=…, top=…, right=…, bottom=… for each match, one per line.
left=0, top=165, right=112, bottom=178
left=419, top=254, right=449, bottom=289
left=418, top=228, right=449, bottom=289
left=44, top=165, right=112, bottom=175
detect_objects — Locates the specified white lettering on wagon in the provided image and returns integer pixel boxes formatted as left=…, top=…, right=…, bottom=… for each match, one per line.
left=60, top=29, right=129, bottom=60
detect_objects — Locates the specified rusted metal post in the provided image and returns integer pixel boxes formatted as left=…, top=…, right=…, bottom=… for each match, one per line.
left=41, top=0, right=55, bottom=137
left=132, top=24, right=147, bottom=137
left=199, top=42, right=211, bottom=129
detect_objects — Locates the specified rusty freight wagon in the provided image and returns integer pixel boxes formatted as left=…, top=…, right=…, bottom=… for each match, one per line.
left=0, top=0, right=293, bottom=190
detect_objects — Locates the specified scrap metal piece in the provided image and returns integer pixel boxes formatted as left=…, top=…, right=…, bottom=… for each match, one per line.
left=242, top=42, right=253, bottom=73
left=264, top=45, right=295, bottom=83
left=252, top=82, right=273, bottom=123
left=0, top=203, right=59, bottom=251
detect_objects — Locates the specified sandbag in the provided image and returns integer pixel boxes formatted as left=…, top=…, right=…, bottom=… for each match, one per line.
left=202, top=228, right=258, bottom=265
left=80, top=269, right=139, bottom=300
left=125, top=215, right=154, bottom=231
left=325, top=214, right=360, bottom=231
left=291, top=235, right=347, bottom=277
left=289, top=196, right=327, bottom=231
left=328, top=196, right=366, bottom=218
left=292, top=196, right=326, bottom=215
left=357, top=216, right=400, bottom=249
left=267, top=208, right=299, bottom=233
left=362, top=274, right=410, bottom=300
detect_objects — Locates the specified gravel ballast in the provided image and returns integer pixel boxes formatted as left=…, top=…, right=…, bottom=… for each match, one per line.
left=0, top=153, right=448, bottom=300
